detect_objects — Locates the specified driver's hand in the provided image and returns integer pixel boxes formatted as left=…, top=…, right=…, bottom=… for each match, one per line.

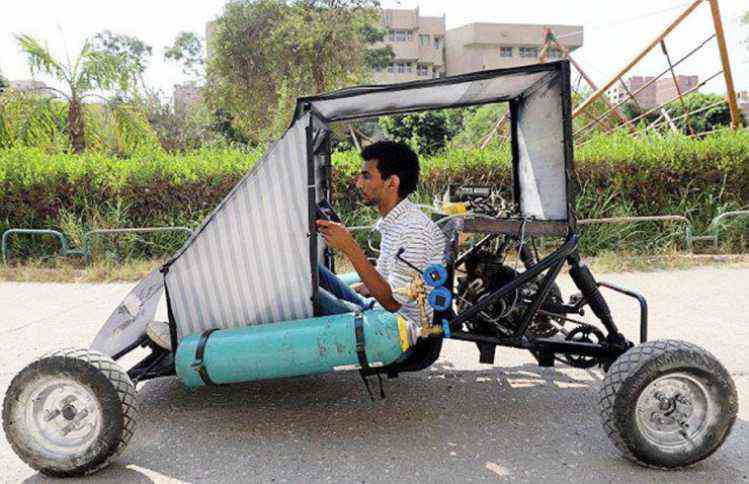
left=316, top=220, right=357, bottom=255
left=351, top=282, right=370, bottom=296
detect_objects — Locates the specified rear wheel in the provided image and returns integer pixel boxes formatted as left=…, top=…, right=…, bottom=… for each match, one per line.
left=599, top=340, right=737, bottom=468
left=2, top=349, right=137, bottom=477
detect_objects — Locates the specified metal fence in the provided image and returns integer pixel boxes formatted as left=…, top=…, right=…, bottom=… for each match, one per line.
left=2, top=226, right=193, bottom=264
left=2, top=211, right=747, bottom=264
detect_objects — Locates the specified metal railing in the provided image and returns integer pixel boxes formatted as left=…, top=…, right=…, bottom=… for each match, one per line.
left=2, top=226, right=193, bottom=264
left=1, top=229, right=85, bottom=264
left=691, top=210, right=749, bottom=250
left=1, top=210, right=746, bottom=264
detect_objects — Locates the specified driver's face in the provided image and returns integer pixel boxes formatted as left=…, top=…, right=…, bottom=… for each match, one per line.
left=355, top=159, right=386, bottom=206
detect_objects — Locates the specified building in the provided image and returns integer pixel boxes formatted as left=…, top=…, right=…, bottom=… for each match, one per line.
left=371, top=8, right=446, bottom=83
left=173, top=83, right=202, bottom=112
left=444, top=22, right=583, bottom=76
left=608, top=75, right=699, bottom=111
left=9, top=79, right=50, bottom=93
left=738, top=90, right=749, bottom=127
left=373, top=8, right=583, bottom=82
left=206, top=21, right=216, bottom=61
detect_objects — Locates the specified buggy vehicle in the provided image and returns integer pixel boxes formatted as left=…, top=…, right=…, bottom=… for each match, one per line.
left=2, top=61, right=737, bottom=477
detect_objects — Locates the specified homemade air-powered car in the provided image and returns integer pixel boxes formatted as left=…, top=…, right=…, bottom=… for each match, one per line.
left=3, top=61, right=737, bottom=477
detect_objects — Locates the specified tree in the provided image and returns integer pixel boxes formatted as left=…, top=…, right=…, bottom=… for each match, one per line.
left=0, top=69, right=8, bottom=93
left=668, top=92, right=732, bottom=134
left=379, top=109, right=465, bottom=155
left=164, top=32, right=205, bottom=80
left=93, top=31, right=152, bottom=76
left=92, top=30, right=153, bottom=97
left=450, top=104, right=503, bottom=148
left=206, top=0, right=388, bottom=143
left=16, top=34, right=143, bottom=152
left=357, top=23, right=394, bottom=71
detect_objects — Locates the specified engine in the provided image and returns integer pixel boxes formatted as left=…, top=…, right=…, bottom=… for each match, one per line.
left=456, top=246, right=561, bottom=338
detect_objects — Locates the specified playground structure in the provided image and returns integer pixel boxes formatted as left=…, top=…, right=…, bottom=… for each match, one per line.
left=479, top=0, right=743, bottom=148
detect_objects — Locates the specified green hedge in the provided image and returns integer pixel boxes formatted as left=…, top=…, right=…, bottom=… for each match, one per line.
left=1, top=130, right=747, bottom=260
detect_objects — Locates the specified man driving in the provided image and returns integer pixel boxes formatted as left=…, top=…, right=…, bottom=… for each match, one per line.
left=316, top=141, right=446, bottom=329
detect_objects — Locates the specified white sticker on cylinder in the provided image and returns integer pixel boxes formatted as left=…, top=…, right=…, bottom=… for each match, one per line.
left=333, top=362, right=384, bottom=371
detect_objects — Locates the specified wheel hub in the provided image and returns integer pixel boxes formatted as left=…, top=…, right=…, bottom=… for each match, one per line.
left=25, top=378, right=102, bottom=457
left=636, top=373, right=711, bottom=448
left=61, top=404, right=77, bottom=421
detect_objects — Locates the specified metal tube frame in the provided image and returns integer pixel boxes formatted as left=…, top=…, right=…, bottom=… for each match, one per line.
left=305, top=108, right=320, bottom=315
left=309, top=60, right=636, bottom=370
left=448, top=234, right=636, bottom=364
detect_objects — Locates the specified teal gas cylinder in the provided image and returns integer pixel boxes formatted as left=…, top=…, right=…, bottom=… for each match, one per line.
left=337, top=272, right=361, bottom=286
left=175, top=310, right=412, bottom=388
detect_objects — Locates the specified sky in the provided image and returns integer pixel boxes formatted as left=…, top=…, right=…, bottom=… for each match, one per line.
left=1, top=0, right=747, bottom=98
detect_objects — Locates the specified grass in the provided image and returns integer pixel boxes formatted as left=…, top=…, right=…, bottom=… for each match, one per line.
left=0, top=258, right=163, bottom=283
left=585, top=252, right=749, bottom=273
left=2, top=252, right=746, bottom=284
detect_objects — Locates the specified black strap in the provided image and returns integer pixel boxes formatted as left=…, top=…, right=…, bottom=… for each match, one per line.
left=360, top=372, right=375, bottom=401
left=376, top=372, right=386, bottom=399
left=192, top=328, right=219, bottom=385
left=354, top=312, right=387, bottom=400
left=354, top=312, right=368, bottom=369
left=354, top=312, right=374, bottom=400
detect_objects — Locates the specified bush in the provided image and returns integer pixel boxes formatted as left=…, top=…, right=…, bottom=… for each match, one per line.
left=1, top=130, right=747, bottom=261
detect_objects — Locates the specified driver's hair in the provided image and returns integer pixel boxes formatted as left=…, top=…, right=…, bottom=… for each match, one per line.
left=361, top=141, right=419, bottom=199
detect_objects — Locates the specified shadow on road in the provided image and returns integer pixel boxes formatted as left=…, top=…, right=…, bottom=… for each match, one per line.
left=21, top=362, right=747, bottom=483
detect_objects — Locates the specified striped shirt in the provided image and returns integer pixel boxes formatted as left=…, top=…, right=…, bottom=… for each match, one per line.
left=374, top=197, right=447, bottom=325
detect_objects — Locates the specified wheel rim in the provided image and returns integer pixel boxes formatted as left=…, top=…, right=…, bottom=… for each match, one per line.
left=635, top=372, right=715, bottom=450
left=21, top=376, right=103, bottom=459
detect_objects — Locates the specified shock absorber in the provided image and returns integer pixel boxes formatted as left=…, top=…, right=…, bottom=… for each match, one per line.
left=568, top=254, right=625, bottom=344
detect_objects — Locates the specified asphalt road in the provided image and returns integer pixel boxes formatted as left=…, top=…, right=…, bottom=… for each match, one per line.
left=0, top=265, right=747, bottom=483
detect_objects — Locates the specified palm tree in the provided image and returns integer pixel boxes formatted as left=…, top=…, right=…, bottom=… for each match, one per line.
left=15, top=34, right=137, bottom=152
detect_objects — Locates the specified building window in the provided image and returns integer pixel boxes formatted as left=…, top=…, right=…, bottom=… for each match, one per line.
left=500, top=47, right=513, bottom=58
left=434, top=36, right=442, bottom=49
left=417, top=64, right=429, bottom=76
left=389, top=30, right=413, bottom=42
left=519, top=47, right=539, bottom=58
left=406, top=62, right=412, bottom=73
left=387, top=63, right=394, bottom=73
left=419, top=34, right=430, bottom=46
left=397, top=62, right=406, bottom=73
left=548, top=48, right=562, bottom=59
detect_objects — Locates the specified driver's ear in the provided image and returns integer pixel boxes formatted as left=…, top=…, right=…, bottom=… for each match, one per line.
left=387, top=174, right=401, bottom=193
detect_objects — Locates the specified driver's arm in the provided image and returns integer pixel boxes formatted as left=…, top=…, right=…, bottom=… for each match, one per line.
left=340, top=239, right=401, bottom=312
left=316, top=220, right=401, bottom=312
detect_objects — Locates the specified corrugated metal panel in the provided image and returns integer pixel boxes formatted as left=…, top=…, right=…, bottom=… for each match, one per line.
left=516, top=71, right=567, bottom=220
left=166, top=114, right=314, bottom=339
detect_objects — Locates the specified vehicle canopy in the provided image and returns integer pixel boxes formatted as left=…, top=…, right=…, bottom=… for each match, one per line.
left=91, top=60, right=575, bottom=358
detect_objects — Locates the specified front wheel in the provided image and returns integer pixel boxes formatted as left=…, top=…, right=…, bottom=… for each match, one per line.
left=599, top=340, right=737, bottom=469
left=2, top=349, right=137, bottom=477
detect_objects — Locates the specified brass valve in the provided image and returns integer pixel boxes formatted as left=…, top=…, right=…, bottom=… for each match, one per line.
left=393, top=271, right=444, bottom=338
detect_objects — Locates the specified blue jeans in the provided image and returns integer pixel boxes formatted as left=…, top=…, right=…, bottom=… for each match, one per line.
left=317, top=264, right=373, bottom=315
